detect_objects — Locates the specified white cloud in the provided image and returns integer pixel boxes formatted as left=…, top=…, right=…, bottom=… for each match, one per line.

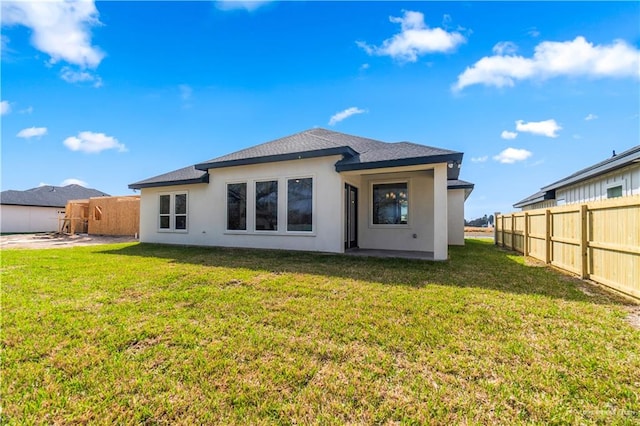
left=215, top=1, right=273, bottom=12
left=360, top=63, right=370, bottom=71
left=63, top=131, right=126, bottom=154
left=38, top=182, right=51, bottom=187
left=20, top=106, right=34, bottom=114
left=17, top=126, right=47, bottom=139
left=357, top=10, right=466, bottom=62
left=61, top=178, right=88, bottom=187
left=585, top=113, right=598, bottom=121
left=328, top=107, right=366, bottom=126
left=493, top=148, right=532, bottom=164
left=453, top=36, right=640, bottom=91
left=515, top=119, right=562, bottom=138
left=1, top=100, right=10, bottom=115
left=471, top=156, right=488, bottom=163
left=501, top=130, right=518, bottom=140
left=179, top=84, right=193, bottom=101
left=60, top=66, right=102, bottom=87
left=492, top=41, right=517, bottom=56
left=1, top=0, right=105, bottom=69
left=528, top=27, right=540, bottom=38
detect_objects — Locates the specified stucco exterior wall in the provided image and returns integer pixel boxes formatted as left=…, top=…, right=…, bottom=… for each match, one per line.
left=139, top=156, right=345, bottom=253
left=0, top=205, right=63, bottom=233
left=139, top=158, right=458, bottom=256
left=447, top=188, right=465, bottom=246
left=555, top=163, right=640, bottom=204
left=357, top=170, right=436, bottom=252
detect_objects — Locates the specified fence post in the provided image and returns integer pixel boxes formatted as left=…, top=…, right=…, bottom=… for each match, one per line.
left=523, top=212, right=529, bottom=257
left=545, top=209, right=551, bottom=264
left=510, top=214, right=515, bottom=250
left=580, top=204, right=588, bottom=279
left=494, top=212, right=500, bottom=245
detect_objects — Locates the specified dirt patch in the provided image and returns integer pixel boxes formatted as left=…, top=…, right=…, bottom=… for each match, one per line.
left=464, top=226, right=494, bottom=234
left=1, top=233, right=138, bottom=250
left=464, top=227, right=495, bottom=240
left=627, top=306, right=640, bottom=330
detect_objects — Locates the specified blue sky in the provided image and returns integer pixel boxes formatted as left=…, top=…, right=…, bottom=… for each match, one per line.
left=2, top=1, right=639, bottom=220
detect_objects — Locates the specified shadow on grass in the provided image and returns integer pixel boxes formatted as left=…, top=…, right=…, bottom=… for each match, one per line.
left=96, top=239, right=628, bottom=305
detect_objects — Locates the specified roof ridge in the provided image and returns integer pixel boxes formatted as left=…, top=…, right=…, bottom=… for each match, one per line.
left=201, top=128, right=324, bottom=163
left=304, top=129, right=349, bottom=148
left=392, top=141, right=460, bottom=153
left=542, top=144, right=640, bottom=190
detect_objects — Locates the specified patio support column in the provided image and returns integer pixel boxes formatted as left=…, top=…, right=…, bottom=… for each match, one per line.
left=433, top=163, right=448, bottom=260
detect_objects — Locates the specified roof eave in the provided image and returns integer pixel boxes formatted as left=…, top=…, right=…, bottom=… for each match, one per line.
left=1, top=202, right=66, bottom=208
left=195, top=147, right=356, bottom=171
left=540, top=154, right=640, bottom=192
left=447, top=182, right=474, bottom=190
left=447, top=182, right=475, bottom=200
left=128, top=174, right=210, bottom=190
left=335, top=152, right=463, bottom=173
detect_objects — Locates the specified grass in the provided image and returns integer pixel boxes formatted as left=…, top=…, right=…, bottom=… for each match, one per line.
left=2, top=240, right=639, bottom=424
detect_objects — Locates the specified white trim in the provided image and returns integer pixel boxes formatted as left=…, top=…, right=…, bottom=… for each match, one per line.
left=605, top=179, right=626, bottom=199
left=369, top=179, right=411, bottom=229
left=157, top=191, right=189, bottom=233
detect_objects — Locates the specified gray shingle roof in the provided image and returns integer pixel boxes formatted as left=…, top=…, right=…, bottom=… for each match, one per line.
left=513, top=190, right=551, bottom=208
left=447, top=179, right=475, bottom=190
left=540, top=145, right=640, bottom=192
left=129, top=128, right=465, bottom=189
left=1, top=184, right=110, bottom=208
left=335, top=141, right=460, bottom=171
left=195, top=128, right=360, bottom=166
left=513, top=145, right=640, bottom=208
left=196, top=128, right=462, bottom=171
left=129, top=165, right=209, bottom=190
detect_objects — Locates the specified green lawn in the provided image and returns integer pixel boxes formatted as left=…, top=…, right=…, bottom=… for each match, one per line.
left=2, top=240, right=639, bottom=424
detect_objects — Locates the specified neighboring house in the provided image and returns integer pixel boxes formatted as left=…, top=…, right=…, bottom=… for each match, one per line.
left=129, top=128, right=474, bottom=260
left=514, top=145, right=640, bottom=210
left=0, top=184, right=110, bottom=233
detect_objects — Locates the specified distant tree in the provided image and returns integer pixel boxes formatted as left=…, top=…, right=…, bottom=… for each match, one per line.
left=466, top=214, right=493, bottom=227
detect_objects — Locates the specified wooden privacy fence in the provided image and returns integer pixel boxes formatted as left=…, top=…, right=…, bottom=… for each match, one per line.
left=495, top=196, right=640, bottom=300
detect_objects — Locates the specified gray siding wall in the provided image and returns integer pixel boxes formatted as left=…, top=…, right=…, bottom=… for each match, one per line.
left=555, top=164, right=640, bottom=204
left=521, top=199, right=557, bottom=211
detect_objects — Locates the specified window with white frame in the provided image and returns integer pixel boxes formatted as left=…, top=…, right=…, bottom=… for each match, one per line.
left=287, top=177, right=313, bottom=232
left=606, top=185, right=623, bottom=199
left=372, top=182, right=408, bottom=225
left=256, top=180, right=278, bottom=231
left=159, top=192, right=188, bottom=231
left=227, top=183, right=247, bottom=231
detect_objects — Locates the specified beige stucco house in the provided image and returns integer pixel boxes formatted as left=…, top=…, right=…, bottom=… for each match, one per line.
left=129, top=129, right=473, bottom=260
